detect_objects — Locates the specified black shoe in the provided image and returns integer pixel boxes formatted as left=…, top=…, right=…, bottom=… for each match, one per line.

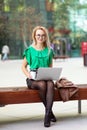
left=44, top=114, right=50, bottom=127
left=50, top=112, right=57, bottom=122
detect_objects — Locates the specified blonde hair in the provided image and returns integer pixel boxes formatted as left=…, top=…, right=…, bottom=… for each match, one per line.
left=32, top=26, right=50, bottom=48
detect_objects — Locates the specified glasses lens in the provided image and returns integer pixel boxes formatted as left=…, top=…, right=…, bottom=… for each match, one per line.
left=36, top=34, right=45, bottom=38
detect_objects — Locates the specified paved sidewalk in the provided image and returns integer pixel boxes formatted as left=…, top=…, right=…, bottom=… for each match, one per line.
left=0, top=58, right=87, bottom=130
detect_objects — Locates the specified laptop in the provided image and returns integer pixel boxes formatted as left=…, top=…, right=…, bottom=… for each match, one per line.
left=34, top=67, right=62, bottom=80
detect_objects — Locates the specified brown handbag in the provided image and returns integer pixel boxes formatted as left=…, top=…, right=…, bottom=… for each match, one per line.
left=55, top=78, right=79, bottom=102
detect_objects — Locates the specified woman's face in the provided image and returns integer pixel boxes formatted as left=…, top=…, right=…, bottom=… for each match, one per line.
left=35, top=29, right=46, bottom=44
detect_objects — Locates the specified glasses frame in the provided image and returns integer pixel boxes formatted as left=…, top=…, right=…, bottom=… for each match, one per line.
left=35, top=34, right=46, bottom=38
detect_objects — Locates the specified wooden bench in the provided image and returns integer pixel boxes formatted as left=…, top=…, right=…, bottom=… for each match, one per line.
left=0, top=84, right=87, bottom=114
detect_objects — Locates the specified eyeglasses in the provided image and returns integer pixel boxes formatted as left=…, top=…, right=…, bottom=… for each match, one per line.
left=36, top=34, right=46, bottom=38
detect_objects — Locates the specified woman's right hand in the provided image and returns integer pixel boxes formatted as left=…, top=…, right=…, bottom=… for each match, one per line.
left=28, top=73, right=33, bottom=79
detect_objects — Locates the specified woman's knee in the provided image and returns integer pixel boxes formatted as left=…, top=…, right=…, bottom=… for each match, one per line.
left=32, top=80, right=46, bottom=90
left=39, top=81, right=47, bottom=89
left=30, top=81, right=45, bottom=90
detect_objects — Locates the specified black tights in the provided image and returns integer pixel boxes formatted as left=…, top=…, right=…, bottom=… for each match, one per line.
left=30, top=80, right=54, bottom=114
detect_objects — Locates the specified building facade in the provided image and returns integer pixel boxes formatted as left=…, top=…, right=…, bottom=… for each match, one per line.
left=0, top=0, right=87, bottom=59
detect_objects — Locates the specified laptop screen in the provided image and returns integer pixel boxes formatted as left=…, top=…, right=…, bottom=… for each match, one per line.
left=35, top=67, right=62, bottom=80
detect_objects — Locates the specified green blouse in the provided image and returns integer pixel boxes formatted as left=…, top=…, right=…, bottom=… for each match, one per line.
left=23, top=45, right=54, bottom=70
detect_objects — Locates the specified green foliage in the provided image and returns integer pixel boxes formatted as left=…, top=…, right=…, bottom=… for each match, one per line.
left=52, top=0, right=74, bottom=29
left=0, top=0, right=46, bottom=49
left=8, top=6, right=45, bottom=48
left=51, top=0, right=85, bottom=30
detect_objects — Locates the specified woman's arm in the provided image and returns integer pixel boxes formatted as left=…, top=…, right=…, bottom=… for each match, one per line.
left=49, top=64, right=52, bottom=67
left=49, top=59, right=53, bottom=67
left=21, top=57, right=32, bottom=79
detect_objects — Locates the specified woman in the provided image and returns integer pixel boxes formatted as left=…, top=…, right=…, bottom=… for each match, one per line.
left=21, top=26, right=56, bottom=127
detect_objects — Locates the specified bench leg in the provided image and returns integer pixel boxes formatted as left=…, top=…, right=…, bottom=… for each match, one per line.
left=78, top=100, right=81, bottom=114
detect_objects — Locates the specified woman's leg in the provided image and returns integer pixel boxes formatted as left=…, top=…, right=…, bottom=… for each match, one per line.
left=26, top=79, right=56, bottom=127
left=44, top=80, right=56, bottom=127
left=30, top=80, right=47, bottom=107
left=46, top=80, right=54, bottom=113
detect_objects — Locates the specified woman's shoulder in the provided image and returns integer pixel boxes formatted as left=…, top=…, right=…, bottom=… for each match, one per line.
left=23, top=45, right=32, bottom=56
